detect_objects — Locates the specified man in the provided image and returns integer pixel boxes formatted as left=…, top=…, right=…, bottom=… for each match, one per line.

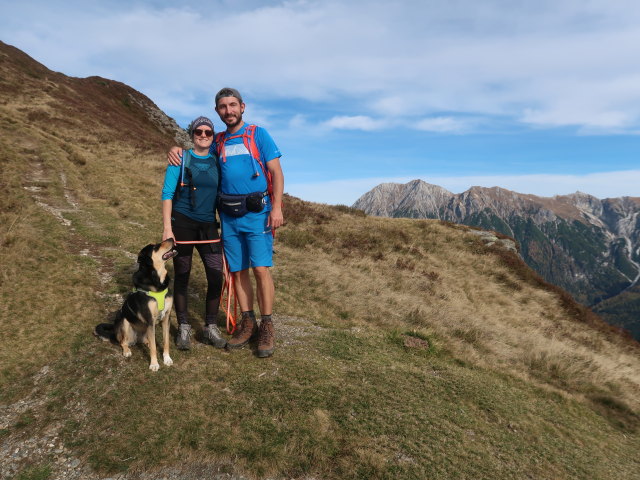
left=168, top=88, right=284, bottom=358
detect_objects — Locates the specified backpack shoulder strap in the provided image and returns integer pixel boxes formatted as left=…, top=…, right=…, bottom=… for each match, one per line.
left=243, top=125, right=261, bottom=163
left=215, top=132, right=225, bottom=161
left=180, top=150, right=191, bottom=187
left=243, top=125, right=267, bottom=176
left=243, top=125, right=273, bottom=198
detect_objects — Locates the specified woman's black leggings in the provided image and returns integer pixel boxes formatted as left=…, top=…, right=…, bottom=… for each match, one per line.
left=171, top=211, right=223, bottom=326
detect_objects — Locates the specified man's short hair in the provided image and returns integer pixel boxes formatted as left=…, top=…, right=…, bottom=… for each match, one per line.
left=215, top=87, right=243, bottom=107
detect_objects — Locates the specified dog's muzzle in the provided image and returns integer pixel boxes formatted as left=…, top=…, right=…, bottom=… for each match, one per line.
left=162, top=249, right=178, bottom=261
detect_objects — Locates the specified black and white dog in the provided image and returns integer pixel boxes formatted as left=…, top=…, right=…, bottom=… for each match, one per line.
left=94, top=239, right=177, bottom=371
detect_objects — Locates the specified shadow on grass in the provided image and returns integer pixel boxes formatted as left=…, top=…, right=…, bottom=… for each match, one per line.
left=589, top=394, right=640, bottom=433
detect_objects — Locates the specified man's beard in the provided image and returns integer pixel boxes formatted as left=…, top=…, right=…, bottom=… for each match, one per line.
left=224, top=113, right=243, bottom=129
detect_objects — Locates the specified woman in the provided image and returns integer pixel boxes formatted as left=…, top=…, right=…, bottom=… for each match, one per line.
left=161, top=116, right=225, bottom=350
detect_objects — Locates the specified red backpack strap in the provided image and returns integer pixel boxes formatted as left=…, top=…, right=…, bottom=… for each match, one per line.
left=215, top=132, right=226, bottom=162
left=242, top=125, right=273, bottom=198
left=243, top=125, right=262, bottom=166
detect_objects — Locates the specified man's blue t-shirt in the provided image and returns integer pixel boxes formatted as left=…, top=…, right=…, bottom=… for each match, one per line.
left=161, top=150, right=219, bottom=223
left=214, top=125, right=281, bottom=209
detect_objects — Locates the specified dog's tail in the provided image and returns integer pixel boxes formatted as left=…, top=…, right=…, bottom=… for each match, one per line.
left=94, top=323, right=116, bottom=342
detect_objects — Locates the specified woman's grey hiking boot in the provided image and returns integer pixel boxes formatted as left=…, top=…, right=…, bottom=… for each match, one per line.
left=257, top=317, right=275, bottom=358
left=227, top=312, right=257, bottom=349
left=203, top=324, right=227, bottom=348
left=176, top=323, right=192, bottom=350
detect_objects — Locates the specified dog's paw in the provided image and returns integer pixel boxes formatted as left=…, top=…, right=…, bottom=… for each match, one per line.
left=123, top=351, right=132, bottom=358
left=149, top=362, right=160, bottom=372
left=163, top=354, right=173, bottom=366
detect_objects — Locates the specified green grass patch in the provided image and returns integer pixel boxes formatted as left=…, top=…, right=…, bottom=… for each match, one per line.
left=15, top=464, right=52, bottom=480
left=22, top=323, right=634, bottom=479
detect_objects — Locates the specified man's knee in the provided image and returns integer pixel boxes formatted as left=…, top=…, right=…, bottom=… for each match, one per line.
left=253, top=266, right=273, bottom=285
left=253, top=266, right=271, bottom=277
left=233, top=269, right=251, bottom=283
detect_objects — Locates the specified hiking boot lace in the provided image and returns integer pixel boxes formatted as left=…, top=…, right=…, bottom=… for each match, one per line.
left=204, top=323, right=226, bottom=348
left=232, top=317, right=251, bottom=339
left=259, top=321, right=274, bottom=343
left=179, top=324, right=191, bottom=339
left=206, top=324, right=222, bottom=339
left=176, top=324, right=191, bottom=349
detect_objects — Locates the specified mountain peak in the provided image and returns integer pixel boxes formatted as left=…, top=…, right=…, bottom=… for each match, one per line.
left=352, top=179, right=453, bottom=218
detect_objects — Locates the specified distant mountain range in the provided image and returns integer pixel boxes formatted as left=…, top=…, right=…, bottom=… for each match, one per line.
left=353, top=180, right=640, bottom=338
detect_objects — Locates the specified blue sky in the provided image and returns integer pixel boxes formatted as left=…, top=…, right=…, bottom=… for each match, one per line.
left=1, top=0, right=639, bottom=205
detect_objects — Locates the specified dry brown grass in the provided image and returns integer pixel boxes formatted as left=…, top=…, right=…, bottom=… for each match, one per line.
left=0, top=51, right=173, bottom=388
left=277, top=197, right=640, bottom=413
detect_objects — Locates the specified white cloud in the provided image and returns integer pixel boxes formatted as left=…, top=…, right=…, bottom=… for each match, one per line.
left=288, top=114, right=306, bottom=128
left=321, top=115, right=385, bottom=131
left=414, top=117, right=471, bottom=133
left=292, top=114, right=473, bottom=134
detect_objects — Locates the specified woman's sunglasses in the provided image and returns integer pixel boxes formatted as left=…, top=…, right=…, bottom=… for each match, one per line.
left=194, top=128, right=214, bottom=137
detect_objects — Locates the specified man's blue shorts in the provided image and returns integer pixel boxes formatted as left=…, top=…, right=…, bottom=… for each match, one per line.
left=220, top=211, right=273, bottom=272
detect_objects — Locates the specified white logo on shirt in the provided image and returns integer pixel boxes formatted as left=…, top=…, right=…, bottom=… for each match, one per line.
left=223, top=144, right=250, bottom=157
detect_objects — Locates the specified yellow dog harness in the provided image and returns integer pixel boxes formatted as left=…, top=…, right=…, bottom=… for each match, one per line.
left=133, top=287, right=169, bottom=312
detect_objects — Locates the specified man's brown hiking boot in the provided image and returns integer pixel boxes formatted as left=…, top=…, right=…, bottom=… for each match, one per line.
left=257, top=316, right=275, bottom=358
left=227, top=312, right=257, bottom=349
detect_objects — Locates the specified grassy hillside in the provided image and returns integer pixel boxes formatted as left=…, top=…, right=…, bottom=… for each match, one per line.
left=2, top=42, right=640, bottom=480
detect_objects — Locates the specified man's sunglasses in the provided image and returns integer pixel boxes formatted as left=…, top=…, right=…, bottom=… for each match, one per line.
left=194, top=128, right=214, bottom=137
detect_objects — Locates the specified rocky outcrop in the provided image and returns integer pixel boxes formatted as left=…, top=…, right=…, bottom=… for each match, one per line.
left=126, top=93, right=191, bottom=147
left=0, top=40, right=189, bottom=150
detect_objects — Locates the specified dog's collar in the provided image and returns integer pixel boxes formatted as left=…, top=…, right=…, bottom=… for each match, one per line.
left=133, top=287, right=169, bottom=312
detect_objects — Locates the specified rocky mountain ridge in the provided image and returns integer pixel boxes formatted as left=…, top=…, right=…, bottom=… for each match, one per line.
left=354, top=179, right=640, bottom=337
left=0, top=40, right=189, bottom=148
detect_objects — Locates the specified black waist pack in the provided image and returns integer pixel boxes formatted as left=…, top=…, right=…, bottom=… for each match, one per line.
left=218, top=191, right=267, bottom=217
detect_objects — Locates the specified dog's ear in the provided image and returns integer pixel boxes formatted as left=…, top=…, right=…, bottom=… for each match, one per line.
left=137, top=244, right=154, bottom=266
